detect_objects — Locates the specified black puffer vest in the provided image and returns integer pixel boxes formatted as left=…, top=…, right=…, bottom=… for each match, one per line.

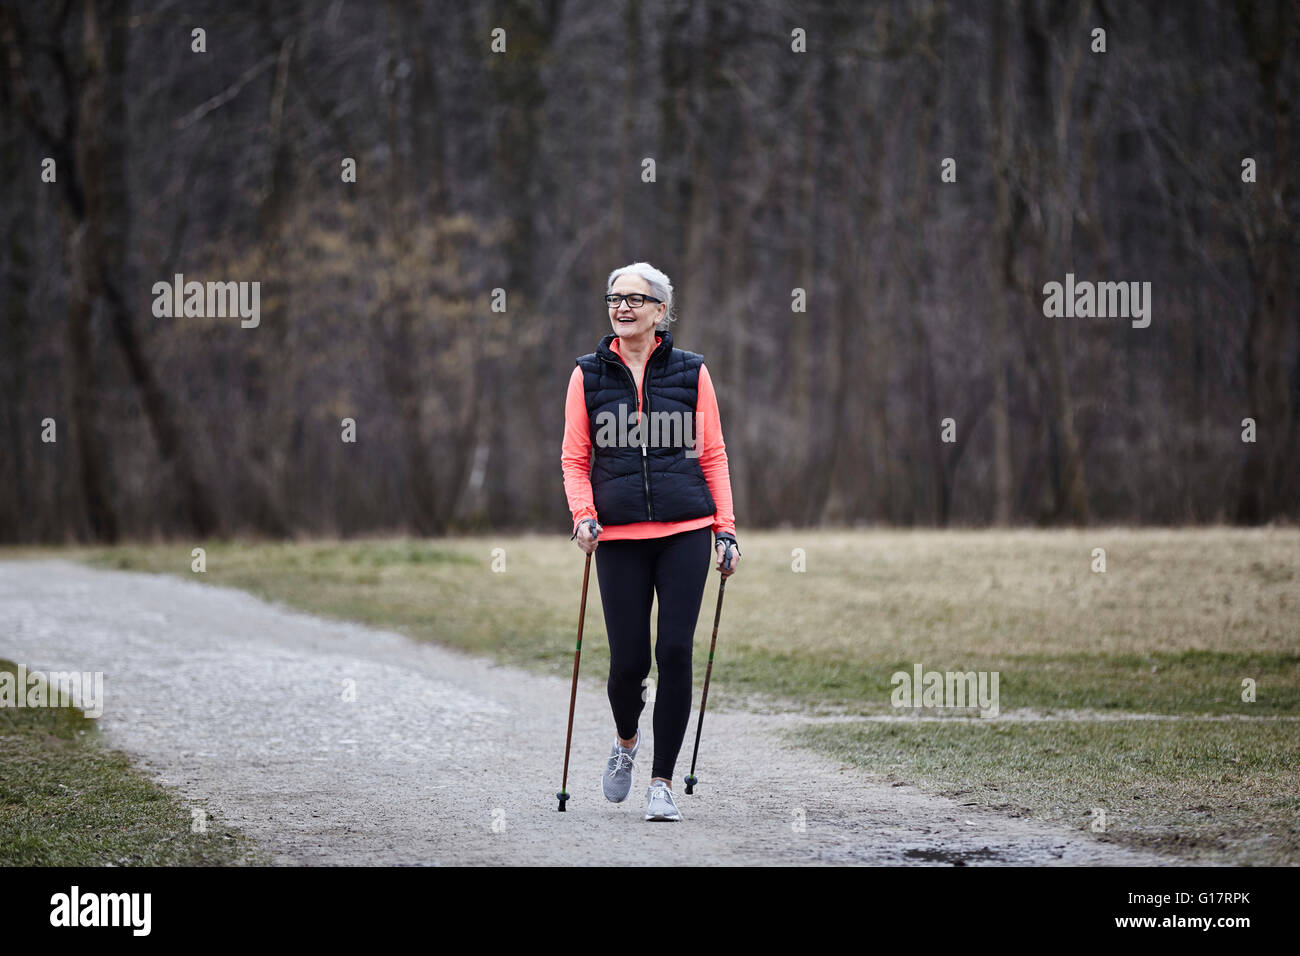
left=575, top=330, right=716, bottom=525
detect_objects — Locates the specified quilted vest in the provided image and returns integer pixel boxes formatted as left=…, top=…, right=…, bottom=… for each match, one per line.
left=575, top=331, right=716, bottom=525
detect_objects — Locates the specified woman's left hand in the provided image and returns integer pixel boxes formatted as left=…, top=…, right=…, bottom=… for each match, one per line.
left=715, top=539, right=740, bottom=578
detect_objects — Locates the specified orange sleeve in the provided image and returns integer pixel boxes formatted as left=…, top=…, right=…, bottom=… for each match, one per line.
left=561, top=366, right=598, bottom=536
left=694, top=364, right=736, bottom=537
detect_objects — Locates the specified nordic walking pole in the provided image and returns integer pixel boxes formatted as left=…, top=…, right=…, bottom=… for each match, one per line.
left=684, top=545, right=732, bottom=795
left=557, top=523, right=598, bottom=811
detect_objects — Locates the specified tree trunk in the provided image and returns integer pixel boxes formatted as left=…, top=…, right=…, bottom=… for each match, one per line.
left=80, top=0, right=218, bottom=538
left=988, top=0, right=1015, bottom=524
left=1234, top=0, right=1295, bottom=523
left=1025, top=0, right=1090, bottom=524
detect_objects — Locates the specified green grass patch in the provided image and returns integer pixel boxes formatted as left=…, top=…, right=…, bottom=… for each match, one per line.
left=791, top=717, right=1300, bottom=865
left=713, top=646, right=1299, bottom=715
left=0, top=660, right=267, bottom=866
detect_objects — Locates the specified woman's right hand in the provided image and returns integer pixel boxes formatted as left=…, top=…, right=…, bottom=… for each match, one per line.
left=575, top=518, right=602, bottom=555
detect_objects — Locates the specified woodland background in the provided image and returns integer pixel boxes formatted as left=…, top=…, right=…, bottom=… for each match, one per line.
left=1, top=0, right=1296, bottom=542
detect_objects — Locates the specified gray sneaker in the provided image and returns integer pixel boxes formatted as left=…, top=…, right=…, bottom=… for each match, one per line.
left=645, top=781, right=682, bottom=822
left=602, top=729, right=640, bottom=802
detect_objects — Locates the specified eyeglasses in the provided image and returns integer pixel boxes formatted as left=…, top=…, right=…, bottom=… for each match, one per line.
left=605, top=293, right=662, bottom=308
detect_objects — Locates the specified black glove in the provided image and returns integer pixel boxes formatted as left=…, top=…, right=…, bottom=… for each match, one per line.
left=714, top=531, right=740, bottom=570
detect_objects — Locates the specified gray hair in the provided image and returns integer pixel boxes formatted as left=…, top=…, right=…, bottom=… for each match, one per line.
left=607, top=262, right=676, bottom=332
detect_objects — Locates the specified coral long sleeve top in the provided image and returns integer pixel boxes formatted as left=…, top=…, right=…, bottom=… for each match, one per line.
left=562, top=334, right=736, bottom=541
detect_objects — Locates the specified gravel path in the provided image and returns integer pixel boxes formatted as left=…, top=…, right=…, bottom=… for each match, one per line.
left=1, top=559, right=1179, bottom=866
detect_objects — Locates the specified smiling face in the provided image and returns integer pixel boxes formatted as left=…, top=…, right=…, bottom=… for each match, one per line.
left=608, top=274, right=666, bottom=341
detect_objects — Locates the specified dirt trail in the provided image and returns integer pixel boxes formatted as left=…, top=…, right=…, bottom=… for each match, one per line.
left=1, top=559, right=1181, bottom=866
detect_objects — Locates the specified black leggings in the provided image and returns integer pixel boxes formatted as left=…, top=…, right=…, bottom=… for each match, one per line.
left=594, top=526, right=712, bottom=781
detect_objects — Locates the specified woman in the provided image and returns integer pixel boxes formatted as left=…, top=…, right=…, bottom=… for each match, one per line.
left=561, top=261, right=740, bottom=823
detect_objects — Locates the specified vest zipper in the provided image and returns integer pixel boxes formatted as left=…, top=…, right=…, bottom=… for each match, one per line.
left=602, top=350, right=654, bottom=521
left=642, top=370, right=653, bottom=520
left=641, top=444, right=651, bottom=520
